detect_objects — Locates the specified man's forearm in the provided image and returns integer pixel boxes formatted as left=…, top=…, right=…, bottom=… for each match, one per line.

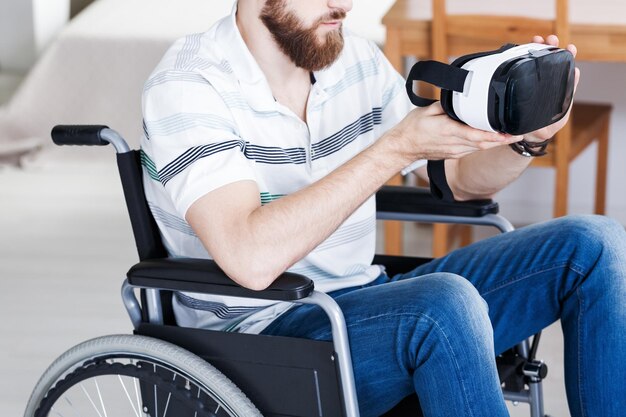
left=225, top=133, right=412, bottom=289
left=193, top=103, right=527, bottom=290
left=448, top=144, right=533, bottom=201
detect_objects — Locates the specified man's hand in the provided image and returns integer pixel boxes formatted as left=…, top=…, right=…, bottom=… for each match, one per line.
left=386, top=102, right=521, bottom=164
left=525, top=34, right=581, bottom=143
left=409, top=35, right=581, bottom=200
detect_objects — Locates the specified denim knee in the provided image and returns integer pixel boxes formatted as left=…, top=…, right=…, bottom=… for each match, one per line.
left=399, top=273, right=496, bottom=368
left=557, top=214, right=625, bottom=252
left=557, top=215, right=626, bottom=294
left=411, top=273, right=492, bottom=340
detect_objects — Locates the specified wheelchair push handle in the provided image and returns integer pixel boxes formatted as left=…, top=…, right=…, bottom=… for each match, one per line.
left=52, top=125, right=110, bottom=146
left=51, top=125, right=131, bottom=153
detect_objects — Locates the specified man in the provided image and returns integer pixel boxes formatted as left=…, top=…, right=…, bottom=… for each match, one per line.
left=141, top=0, right=626, bottom=415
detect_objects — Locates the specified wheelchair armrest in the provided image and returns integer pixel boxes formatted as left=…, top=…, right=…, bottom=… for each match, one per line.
left=127, top=258, right=314, bottom=301
left=376, top=185, right=499, bottom=217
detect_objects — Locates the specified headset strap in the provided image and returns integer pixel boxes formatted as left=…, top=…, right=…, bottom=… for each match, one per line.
left=406, top=44, right=518, bottom=202
left=403, top=61, right=465, bottom=201
left=404, top=61, right=469, bottom=107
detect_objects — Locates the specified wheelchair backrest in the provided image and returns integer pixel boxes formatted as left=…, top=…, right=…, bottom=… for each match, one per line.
left=116, top=150, right=168, bottom=261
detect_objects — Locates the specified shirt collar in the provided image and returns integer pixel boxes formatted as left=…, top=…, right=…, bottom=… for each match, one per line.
left=216, top=3, right=276, bottom=112
left=216, top=2, right=347, bottom=112
left=312, top=49, right=347, bottom=92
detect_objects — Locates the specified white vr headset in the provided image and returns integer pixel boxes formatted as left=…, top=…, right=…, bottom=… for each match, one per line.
left=406, top=43, right=576, bottom=202
left=406, top=43, right=576, bottom=135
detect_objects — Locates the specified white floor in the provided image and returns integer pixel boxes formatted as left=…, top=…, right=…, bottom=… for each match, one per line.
left=0, top=74, right=569, bottom=416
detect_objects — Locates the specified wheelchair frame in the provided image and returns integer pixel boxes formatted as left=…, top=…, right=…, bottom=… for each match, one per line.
left=25, top=126, right=550, bottom=417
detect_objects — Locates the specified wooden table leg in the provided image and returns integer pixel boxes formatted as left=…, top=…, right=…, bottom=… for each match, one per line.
left=594, top=115, right=610, bottom=215
left=432, top=223, right=450, bottom=258
left=554, top=125, right=572, bottom=218
left=384, top=173, right=404, bottom=255
left=382, top=27, right=406, bottom=255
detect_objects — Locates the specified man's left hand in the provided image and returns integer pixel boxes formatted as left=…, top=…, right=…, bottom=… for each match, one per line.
left=525, top=34, right=581, bottom=143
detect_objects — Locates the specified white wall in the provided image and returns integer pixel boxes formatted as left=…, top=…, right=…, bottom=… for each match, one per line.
left=345, top=0, right=396, bottom=45
left=33, top=0, right=70, bottom=55
left=0, top=0, right=68, bottom=72
left=0, top=0, right=36, bottom=72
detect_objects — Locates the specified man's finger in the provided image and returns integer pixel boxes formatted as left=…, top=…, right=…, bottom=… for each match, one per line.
left=455, top=124, right=508, bottom=143
left=546, top=34, right=559, bottom=46
left=567, top=43, right=578, bottom=57
left=533, top=35, right=545, bottom=44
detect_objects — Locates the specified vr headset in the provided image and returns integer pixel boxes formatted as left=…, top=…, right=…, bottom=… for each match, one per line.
left=405, top=43, right=576, bottom=135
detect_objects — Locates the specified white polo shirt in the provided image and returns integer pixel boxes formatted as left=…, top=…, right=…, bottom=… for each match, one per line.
left=140, top=5, right=422, bottom=333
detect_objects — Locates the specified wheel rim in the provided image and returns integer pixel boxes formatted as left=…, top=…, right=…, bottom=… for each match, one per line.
left=34, top=355, right=240, bottom=417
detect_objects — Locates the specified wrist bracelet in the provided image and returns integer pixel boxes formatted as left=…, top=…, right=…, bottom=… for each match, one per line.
left=509, top=137, right=554, bottom=157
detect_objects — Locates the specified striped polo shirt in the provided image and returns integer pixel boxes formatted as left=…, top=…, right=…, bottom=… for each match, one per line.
left=140, top=4, right=423, bottom=333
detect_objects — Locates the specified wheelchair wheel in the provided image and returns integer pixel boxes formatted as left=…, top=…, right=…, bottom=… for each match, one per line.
left=24, top=334, right=262, bottom=417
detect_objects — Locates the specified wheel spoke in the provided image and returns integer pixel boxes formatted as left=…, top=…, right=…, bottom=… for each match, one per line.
left=51, top=406, right=65, bottom=417
left=161, top=372, right=176, bottom=417
left=194, top=385, right=201, bottom=417
left=153, top=383, right=158, bottom=417
left=79, top=383, right=104, bottom=417
left=162, top=393, right=172, bottom=417
left=131, top=364, right=142, bottom=416
left=118, top=375, right=141, bottom=417
left=63, top=396, right=85, bottom=417
left=94, top=379, right=108, bottom=417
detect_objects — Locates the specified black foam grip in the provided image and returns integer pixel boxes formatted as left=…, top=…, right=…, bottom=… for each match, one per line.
left=51, top=125, right=110, bottom=146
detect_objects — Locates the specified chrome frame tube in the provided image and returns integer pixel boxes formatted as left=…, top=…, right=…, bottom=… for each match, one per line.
left=100, top=128, right=131, bottom=153
left=376, top=212, right=515, bottom=234
left=122, top=279, right=141, bottom=330
left=503, top=391, right=531, bottom=403
left=299, top=291, right=360, bottom=417
left=518, top=339, right=545, bottom=417
left=528, top=380, right=545, bottom=417
left=121, top=282, right=165, bottom=327
left=121, top=279, right=142, bottom=330
left=145, top=289, right=164, bottom=325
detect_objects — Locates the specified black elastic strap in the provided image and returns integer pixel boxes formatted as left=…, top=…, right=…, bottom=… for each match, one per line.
left=407, top=44, right=517, bottom=202
left=405, top=60, right=469, bottom=107
left=405, top=61, right=465, bottom=201
left=427, top=160, right=455, bottom=202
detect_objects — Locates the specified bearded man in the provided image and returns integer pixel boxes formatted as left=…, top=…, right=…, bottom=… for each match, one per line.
left=140, top=1, right=626, bottom=416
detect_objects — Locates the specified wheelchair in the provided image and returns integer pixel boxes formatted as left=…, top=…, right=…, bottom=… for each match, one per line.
left=24, top=125, right=550, bottom=417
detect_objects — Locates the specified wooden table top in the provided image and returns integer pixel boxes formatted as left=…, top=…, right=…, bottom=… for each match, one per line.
left=382, top=0, right=626, bottom=62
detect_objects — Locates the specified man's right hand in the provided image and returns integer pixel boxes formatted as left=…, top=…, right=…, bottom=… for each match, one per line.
left=385, top=102, right=521, bottom=163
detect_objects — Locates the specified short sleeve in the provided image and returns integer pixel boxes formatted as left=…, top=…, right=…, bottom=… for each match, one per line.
left=141, top=71, right=257, bottom=217
left=368, top=42, right=413, bottom=134
left=369, top=43, right=427, bottom=173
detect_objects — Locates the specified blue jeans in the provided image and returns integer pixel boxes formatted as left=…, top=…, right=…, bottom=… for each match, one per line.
left=262, top=215, right=626, bottom=417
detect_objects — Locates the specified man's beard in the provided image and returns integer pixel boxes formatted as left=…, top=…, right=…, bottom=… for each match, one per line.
left=260, top=0, right=345, bottom=72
